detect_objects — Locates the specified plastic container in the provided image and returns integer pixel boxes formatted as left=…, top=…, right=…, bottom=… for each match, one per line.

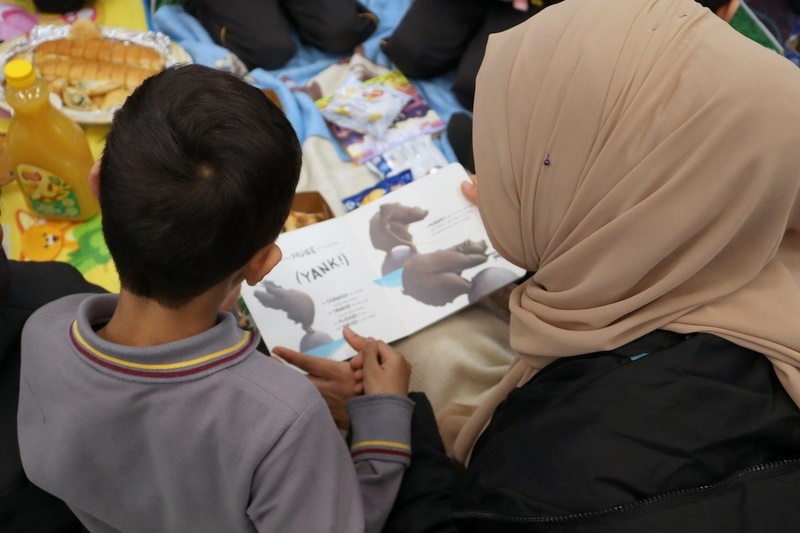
left=3, top=59, right=98, bottom=221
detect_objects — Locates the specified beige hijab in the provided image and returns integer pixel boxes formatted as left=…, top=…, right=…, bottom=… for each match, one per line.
left=450, top=0, right=800, bottom=464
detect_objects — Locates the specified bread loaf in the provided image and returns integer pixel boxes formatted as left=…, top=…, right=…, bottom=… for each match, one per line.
left=35, top=38, right=165, bottom=71
left=6, top=21, right=169, bottom=112
left=37, top=59, right=154, bottom=91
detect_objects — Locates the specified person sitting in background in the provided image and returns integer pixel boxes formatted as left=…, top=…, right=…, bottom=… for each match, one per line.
left=181, top=0, right=379, bottom=71
left=17, top=64, right=412, bottom=533
left=381, top=0, right=562, bottom=175
left=381, top=0, right=556, bottom=113
left=284, top=0, right=800, bottom=530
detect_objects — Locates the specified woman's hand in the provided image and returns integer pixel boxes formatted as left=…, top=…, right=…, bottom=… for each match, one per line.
left=461, top=173, right=478, bottom=204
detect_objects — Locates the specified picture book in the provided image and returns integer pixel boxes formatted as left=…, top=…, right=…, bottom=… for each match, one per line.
left=316, top=70, right=446, bottom=164
left=239, top=163, right=525, bottom=360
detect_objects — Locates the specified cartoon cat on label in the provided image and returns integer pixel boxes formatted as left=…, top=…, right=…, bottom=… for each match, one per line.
left=15, top=210, right=78, bottom=262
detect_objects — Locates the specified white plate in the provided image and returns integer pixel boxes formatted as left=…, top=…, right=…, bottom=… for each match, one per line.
left=0, top=25, right=192, bottom=125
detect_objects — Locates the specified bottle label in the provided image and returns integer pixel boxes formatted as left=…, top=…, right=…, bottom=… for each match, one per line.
left=16, top=164, right=82, bottom=218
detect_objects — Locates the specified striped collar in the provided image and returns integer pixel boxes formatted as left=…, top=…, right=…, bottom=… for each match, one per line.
left=71, top=294, right=259, bottom=383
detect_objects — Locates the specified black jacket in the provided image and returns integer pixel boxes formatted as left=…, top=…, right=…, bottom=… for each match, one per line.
left=0, top=260, right=104, bottom=532
left=387, top=331, right=800, bottom=532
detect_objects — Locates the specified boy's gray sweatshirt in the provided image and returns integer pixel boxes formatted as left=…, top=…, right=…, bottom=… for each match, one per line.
left=18, top=294, right=413, bottom=533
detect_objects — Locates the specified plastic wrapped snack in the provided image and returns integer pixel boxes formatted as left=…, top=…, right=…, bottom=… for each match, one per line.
left=366, top=135, right=449, bottom=180
left=342, top=169, right=414, bottom=211
left=320, top=73, right=411, bottom=139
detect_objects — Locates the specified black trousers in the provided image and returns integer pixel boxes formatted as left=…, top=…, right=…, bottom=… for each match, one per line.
left=382, top=0, right=540, bottom=110
left=1, top=261, right=105, bottom=532
left=184, top=0, right=377, bottom=70
left=32, top=0, right=85, bottom=13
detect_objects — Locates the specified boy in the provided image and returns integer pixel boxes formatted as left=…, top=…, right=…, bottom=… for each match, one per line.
left=17, top=64, right=412, bottom=532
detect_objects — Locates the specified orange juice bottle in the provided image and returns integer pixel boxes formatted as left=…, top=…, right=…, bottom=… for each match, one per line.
left=4, top=59, right=98, bottom=221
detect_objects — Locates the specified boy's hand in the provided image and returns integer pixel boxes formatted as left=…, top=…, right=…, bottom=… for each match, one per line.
left=270, top=326, right=369, bottom=429
left=461, top=173, right=478, bottom=204
left=272, top=347, right=355, bottom=429
left=352, top=338, right=411, bottom=396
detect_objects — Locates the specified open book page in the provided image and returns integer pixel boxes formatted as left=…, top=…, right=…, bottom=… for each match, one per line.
left=240, top=217, right=406, bottom=361
left=343, top=164, right=525, bottom=334
left=240, top=163, right=525, bottom=360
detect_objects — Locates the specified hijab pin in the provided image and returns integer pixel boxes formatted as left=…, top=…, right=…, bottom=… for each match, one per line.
left=543, top=155, right=551, bottom=166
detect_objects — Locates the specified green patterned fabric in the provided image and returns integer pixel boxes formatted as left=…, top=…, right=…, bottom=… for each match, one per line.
left=730, top=0, right=783, bottom=53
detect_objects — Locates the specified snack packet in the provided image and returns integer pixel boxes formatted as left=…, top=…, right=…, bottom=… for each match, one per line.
left=365, top=135, right=449, bottom=180
left=320, top=73, right=412, bottom=139
left=342, top=169, right=414, bottom=211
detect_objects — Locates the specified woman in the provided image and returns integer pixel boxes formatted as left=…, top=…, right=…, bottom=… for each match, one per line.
left=434, top=0, right=800, bottom=529
left=281, top=0, right=800, bottom=529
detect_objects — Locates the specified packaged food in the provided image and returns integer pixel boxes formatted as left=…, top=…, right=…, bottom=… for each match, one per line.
left=27, top=21, right=164, bottom=112
left=785, top=21, right=800, bottom=67
left=319, top=73, right=411, bottom=139
left=342, top=169, right=414, bottom=211
left=365, top=134, right=449, bottom=180
left=2, top=21, right=173, bottom=116
left=283, top=191, right=334, bottom=232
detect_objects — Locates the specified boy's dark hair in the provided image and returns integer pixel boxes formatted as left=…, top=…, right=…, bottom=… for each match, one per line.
left=100, top=64, right=301, bottom=308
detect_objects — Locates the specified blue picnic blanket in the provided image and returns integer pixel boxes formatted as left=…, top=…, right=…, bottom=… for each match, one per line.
left=152, top=0, right=465, bottom=163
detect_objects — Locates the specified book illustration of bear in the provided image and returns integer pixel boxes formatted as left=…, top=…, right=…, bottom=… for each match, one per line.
left=369, top=202, right=428, bottom=253
left=368, top=202, right=518, bottom=306
left=401, top=239, right=491, bottom=306
left=253, top=281, right=333, bottom=351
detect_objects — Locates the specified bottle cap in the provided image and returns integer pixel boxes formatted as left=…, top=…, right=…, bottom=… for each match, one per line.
left=4, top=59, right=36, bottom=89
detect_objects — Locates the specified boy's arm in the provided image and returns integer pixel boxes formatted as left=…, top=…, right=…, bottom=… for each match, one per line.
left=246, top=396, right=368, bottom=533
left=345, top=338, right=415, bottom=532
left=346, top=394, right=414, bottom=533
left=271, top=336, right=415, bottom=532
left=383, top=392, right=461, bottom=533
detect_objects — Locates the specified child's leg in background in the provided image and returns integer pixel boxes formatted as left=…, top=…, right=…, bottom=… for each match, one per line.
left=452, top=1, right=539, bottom=110
left=184, top=0, right=297, bottom=70
left=381, top=0, right=488, bottom=82
left=281, top=0, right=378, bottom=55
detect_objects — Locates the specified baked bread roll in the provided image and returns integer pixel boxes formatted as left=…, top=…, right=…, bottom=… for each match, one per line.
left=37, top=59, right=154, bottom=91
left=101, top=88, right=132, bottom=110
left=8, top=21, right=169, bottom=112
left=34, top=38, right=166, bottom=72
left=69, top=19, right=103, bottom=40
